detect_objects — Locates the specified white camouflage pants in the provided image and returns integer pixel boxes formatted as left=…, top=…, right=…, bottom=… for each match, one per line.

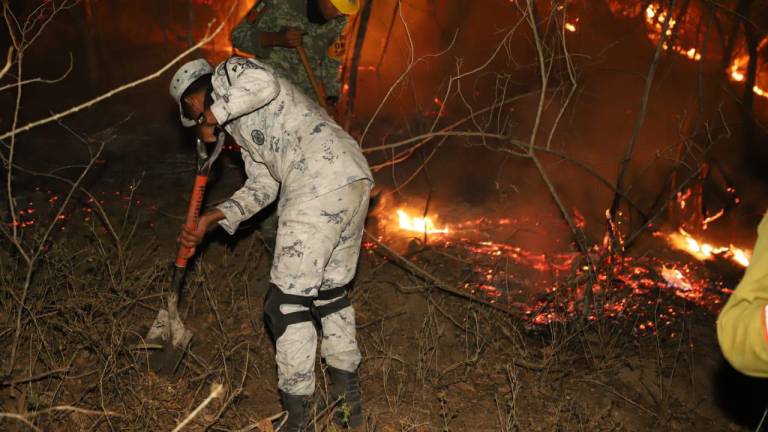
left=271, top=179, right=371, bottom=395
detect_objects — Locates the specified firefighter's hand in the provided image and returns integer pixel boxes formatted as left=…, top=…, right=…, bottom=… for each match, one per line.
left=262, top=28, right=303, bottom=48
left=178, top=209, right=225, bottom=250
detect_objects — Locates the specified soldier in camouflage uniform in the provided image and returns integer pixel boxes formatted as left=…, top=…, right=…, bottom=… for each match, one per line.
left=231, top=0, right=358, bottom=102
left=170, top=56, right=371, bottom=432
left=231, top=0, right=360, bottom=251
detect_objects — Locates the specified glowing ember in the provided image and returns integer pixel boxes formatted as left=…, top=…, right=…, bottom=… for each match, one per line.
left=643, top=4, right=703, bottom=62
left=702, top=209, right=725, bottom=230
left=396, top=209, right=449, bottom=235
left=664, top=228, right=751, bottom=267
left=564, top=22, right=576, bottom=32
left=684, top=48, right=702, bottom=61
left=374, top=199, right=742, bottom=333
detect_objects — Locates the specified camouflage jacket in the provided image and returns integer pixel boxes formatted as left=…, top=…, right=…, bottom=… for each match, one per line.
left=231, top=0, right=346, bottom=99
left=209, top=57, right=372, bottom=234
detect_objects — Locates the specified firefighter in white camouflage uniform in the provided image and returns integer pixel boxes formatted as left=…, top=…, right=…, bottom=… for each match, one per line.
left=169, top=56, right=372, bottom=431
left=231, top=0, right=360, bottom=249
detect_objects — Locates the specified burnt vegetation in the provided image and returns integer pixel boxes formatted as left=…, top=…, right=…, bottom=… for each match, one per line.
left=0, top=0, right=767, bottom=430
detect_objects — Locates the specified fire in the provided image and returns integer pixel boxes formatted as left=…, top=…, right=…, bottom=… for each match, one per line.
left=702, top=209, right=725, bottom=230
left=728, top=47, right=768, bottom=100
left=609, top=2, right=765, bottom=96
left=643, top=4, right=702, bottom=62
left=396, top=209, right=449, bottom=235
left=732, top=249, right=751, bottom=268
left=371, top=202, right=741, bottom=334
left=664, top=228, right=751, bottom=267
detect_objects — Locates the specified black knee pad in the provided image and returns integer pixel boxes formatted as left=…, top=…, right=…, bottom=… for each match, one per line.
left=315, top=283, right=352, bottom=319
left=263, top=284, right=315, bottom=341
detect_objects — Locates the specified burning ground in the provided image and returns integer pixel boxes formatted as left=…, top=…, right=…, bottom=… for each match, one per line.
left=375, top=206, right=748, bottom=327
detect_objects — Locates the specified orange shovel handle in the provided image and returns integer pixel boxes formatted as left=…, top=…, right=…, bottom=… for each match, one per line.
left=175, top=175, right=208, bottom=268
left=296, top=46, right=330, bottom=113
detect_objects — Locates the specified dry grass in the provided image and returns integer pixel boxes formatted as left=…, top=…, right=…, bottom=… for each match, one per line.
left=0, top=180, right=741, bottom=432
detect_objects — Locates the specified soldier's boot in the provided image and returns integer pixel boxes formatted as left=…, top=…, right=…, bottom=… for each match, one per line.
left=279, top=391, right=313, bottom=432
left=327, top=366, right=363, bottom=429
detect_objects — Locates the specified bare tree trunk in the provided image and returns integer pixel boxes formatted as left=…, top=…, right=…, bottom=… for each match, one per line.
left=82, top=0, right=102, bottom=83
left=342, top=0, right=374, bottom=130
left=608, top=0, right=677, bottom=248
left=722, top=0, right=746, bottom=69
left=375, top=1, right=400, bottom=72
left=667, top=3, right=715, bottom=228
left=739, top=0, right=758, bottom=150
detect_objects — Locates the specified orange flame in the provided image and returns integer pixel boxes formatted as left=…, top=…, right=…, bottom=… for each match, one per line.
left=665, top=228, right=750, bottom=267
left=640, top=4, right=703, bottom=61
left=727, top=37, right=768, bottom=99
left=396, top=209, right=449, bottom=235
left=728, top=60, right=768, bottom=99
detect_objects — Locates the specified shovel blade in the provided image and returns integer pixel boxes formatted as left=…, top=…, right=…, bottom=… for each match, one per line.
left=145, top=309, right=193, bottom=376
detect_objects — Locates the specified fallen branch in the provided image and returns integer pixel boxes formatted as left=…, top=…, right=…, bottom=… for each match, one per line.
left=1, top=366, right=69, bottom=387
left=234, top=412, right=286, bottom=432
left=365, top=231, right=523, bottom=317
left=357, top=310, right=407, bottom=329
left=172, top=383, right=226, bottom=432
left=203, top=345, right=250, bottom=431
left=0, top=404, right=121, bottom=431
left=24, top=405, right=121, bottom=418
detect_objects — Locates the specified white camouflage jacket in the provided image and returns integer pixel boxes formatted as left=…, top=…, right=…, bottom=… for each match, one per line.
left=209, top=57, right=372, bottom=234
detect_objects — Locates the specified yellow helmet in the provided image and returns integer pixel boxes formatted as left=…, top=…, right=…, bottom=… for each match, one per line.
left=329, top=0, right=360, bottom=15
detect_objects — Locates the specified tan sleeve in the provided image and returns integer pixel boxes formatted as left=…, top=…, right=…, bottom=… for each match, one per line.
left=717, top=213, right=768, bottom=377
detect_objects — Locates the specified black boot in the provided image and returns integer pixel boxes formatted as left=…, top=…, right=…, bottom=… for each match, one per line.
left=279, top=391, right=312, bottom=432
left=327, top=366, right=363, bottom=429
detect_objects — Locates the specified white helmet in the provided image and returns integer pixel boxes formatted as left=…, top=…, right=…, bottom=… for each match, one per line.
left=169, top=59, right=214, bottom=127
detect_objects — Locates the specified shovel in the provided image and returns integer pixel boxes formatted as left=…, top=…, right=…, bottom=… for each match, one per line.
left=296, top=45, right=331, bottom=114
left=146, top=133, right=224, bottom=376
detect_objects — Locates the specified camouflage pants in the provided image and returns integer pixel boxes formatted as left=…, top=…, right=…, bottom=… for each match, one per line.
left=271, top=179, right=371, bottom=395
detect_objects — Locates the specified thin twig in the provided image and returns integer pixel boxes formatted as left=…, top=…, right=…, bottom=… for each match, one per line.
left=0, top=52, right=72, bottom=92
left=365, top=231, right=523, bottom=317
left=1, top=366, right=69, bottom=387
left=172, top=383, right=226, bottom=432
left=0, top=3, right=238, bottom=143
left=0, top=45, right=13, bottom=80
left=609, top=0, right=677, bottom=219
